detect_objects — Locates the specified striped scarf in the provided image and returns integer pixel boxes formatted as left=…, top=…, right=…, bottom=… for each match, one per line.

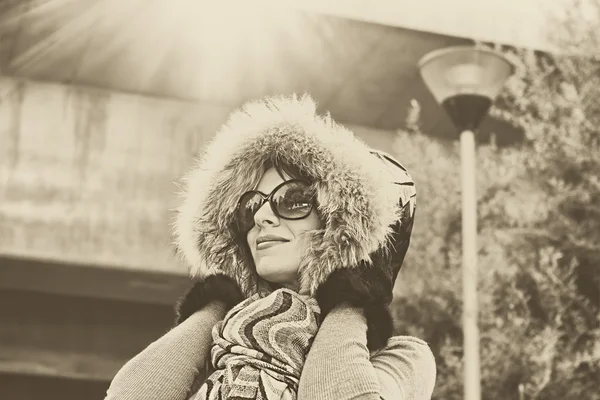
left=191, top=288, right=321, bottom=400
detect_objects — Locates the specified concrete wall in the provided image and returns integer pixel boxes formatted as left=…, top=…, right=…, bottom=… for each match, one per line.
left=0, top=77, right=400, bottom=275
left=0, top=77, right=234, bottom=274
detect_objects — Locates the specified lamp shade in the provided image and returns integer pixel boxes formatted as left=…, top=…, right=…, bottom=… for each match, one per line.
left=418, top=46, right=514, bottom=131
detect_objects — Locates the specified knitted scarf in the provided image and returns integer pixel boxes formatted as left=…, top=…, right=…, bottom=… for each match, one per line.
left=191, top=288, right=321, bottom=400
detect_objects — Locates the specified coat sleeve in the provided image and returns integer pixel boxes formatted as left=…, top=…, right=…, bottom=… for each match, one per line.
left=104, top=301, right=227, bottom=400
left=297, top=305, right=436, bottom=400
left=371, top=336, right=437, bottom=400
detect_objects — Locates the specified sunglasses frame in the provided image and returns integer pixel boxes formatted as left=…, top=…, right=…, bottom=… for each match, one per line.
left=235, top=179, right=315, bottom=233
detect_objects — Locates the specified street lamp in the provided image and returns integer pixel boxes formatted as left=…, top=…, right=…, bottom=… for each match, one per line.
left=418, top=46, right=514, bottom=400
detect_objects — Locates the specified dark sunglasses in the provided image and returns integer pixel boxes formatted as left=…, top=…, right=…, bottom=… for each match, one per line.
left=235, top=179, right=315, bottom=233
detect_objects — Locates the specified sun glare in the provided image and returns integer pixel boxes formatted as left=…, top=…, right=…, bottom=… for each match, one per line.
left=3, top=0, right=316, bottom=100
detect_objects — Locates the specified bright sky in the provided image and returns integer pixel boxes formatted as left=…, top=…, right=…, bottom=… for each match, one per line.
left=284, top=0, right=574, bottom=51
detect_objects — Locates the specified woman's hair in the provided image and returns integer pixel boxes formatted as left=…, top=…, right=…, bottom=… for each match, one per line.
left=265, top=154, right=311, bottom=183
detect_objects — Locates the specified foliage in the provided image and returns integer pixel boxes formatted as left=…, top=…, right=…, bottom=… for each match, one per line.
left=389, top=2, right=600, bottom=398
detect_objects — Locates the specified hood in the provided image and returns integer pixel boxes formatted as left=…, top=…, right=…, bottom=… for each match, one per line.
left=173, top=94, right=416, bottom=297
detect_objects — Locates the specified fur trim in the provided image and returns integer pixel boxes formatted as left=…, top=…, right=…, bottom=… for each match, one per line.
left=173, top=94, right=414, bottom=297
left=174, top=274, right=244, bottom=325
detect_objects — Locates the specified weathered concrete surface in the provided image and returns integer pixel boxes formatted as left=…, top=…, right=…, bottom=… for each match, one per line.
left=0, top=77, right=235, bottom=274
left=0, top=77, right=403, bottom=275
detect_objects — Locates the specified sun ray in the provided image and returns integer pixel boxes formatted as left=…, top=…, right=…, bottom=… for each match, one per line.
left=5, top=0, right=332, bottom=100
left=62, top=0, right=146, bottom=69
left=0, top=0, right=77, bottom=26
left=10, top=0, right=110, bottom=71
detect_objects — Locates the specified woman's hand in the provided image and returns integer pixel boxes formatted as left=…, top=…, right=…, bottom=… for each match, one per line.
left=315, top=264, right=394, bottom=352
left=174, top=273, right=244, bottom=325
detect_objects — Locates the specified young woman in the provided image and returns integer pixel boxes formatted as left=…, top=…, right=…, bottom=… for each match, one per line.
left=105, top=95, right=436, bottom=400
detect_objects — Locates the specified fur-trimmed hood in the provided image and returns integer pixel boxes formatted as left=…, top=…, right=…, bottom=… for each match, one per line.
left=174, top=94, right=416, bottom=297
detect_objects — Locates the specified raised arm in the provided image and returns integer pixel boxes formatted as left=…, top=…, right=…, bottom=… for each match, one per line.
left=105, top=301, right=226, bottom=400
left=297, top=305, right=436, bottom=400
left=371, top=335, right=437, bottom=400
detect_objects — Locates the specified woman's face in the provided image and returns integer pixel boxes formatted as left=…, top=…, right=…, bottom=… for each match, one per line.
left=246, top=167, right=321, bottom=291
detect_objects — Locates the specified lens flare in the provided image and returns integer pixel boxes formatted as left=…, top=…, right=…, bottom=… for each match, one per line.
left=2, top=0, right=322, bottom=100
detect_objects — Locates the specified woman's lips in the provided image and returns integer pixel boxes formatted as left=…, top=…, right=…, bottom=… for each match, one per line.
left=256, top=240, right=288, bottom=250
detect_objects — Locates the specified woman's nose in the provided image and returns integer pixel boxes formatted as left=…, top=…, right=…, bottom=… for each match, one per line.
left=253, top=201, right=280, bottom=227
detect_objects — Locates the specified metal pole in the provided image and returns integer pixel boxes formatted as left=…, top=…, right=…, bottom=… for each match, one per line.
left=460, top=129, right=480, bottom=400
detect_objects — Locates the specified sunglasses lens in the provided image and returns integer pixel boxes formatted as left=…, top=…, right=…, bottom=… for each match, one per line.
left=273, top=181, right=313, bottom=219
left=235, top=181, right=314, bottom=233
left=236, top=192, right=264, bottom=232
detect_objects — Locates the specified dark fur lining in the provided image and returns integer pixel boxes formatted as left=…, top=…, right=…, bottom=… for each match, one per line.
left=174, top=274, right=244, bottom=325
left=315, top=264, right=394, bottom=352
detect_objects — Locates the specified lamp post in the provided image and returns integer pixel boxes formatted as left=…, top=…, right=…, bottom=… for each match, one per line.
left=418, top=46, right=514, bottom=400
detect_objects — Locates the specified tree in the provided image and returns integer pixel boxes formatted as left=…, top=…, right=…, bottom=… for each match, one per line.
left=390, top=2, right=600, bottom=398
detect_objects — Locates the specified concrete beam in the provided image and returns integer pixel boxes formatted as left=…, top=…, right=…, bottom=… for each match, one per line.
left=0, top=77, right=233, bottom=275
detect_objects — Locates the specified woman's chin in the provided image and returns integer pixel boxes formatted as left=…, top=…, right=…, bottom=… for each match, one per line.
left=255, top=259, right=276, bottom=279
left=256, top=260, right=298, bottom=289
